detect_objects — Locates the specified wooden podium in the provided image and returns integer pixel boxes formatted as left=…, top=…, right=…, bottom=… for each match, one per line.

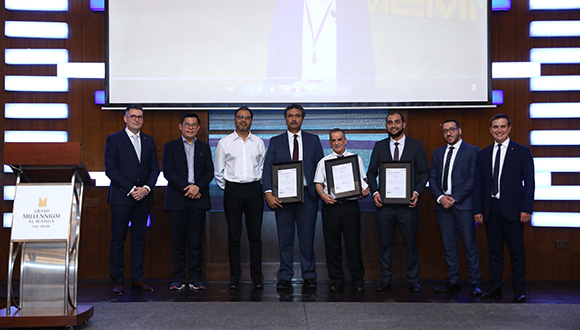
left=0, top=143, right=94, bottom=328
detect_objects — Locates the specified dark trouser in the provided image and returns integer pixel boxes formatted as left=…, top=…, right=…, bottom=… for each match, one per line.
left=321, top=200, right=364, bottom=284
left=109, top=203, right=149, bottom=284
left=436, top=206, right=482, bottom=285
left=274, top=193, right=319, bottom=281
left=170, top=204, right=205, bottom=281
left=486, top=199, right=526, bottom=292
left=376, top=204, right=419, bottom=284
left=224, top=180, right=264, bottom=281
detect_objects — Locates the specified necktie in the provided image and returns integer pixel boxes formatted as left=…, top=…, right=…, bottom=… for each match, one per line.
left=442, top=146, right=454, bottom=192
left=492, top=144, right=502, bottom=196
left=133, top=135, right=141, bottom=162
left=393, top=142, right=400, bottom=161
left=292, top=134, right=299, bottom=161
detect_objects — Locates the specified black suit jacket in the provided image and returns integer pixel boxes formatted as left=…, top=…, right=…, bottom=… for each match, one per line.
left=105, top=130, right=160, bottom=206
left=367, top=136, right=429, bottom=198
left=162, top=138, right=214, bottom=211
left=472, top=140, right=535, bottom=221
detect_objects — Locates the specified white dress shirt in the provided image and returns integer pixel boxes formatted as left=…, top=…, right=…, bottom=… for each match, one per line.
left=390, top=134, right=406, bottom=160
left=439, top=139, right=463, bottom=200
left=492, top=137, right=510, bottom=199
left=313, top=150, right=368, bottom=196
left=214, top=131, right=266, bottom=190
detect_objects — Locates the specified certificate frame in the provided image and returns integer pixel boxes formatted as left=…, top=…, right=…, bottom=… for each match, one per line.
left=324, top=155, right=362, bottom=200
left=379, top=161, right=412, bottom=204
left=272, top=161, right=304, bottom=203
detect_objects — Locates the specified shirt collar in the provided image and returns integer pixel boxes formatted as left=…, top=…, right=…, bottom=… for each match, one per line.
left=182, top=136, right=197, bottom=145
left=494, top=137, right=510, bottom=148
left=125, top=127, right=140, bottom=138
left=287, top=130, right=302, bottom=139
left=448, top=139, right=463, bottom=149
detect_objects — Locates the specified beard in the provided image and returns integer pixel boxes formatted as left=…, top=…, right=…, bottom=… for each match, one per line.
left=389, top=128, right=403, bottom=138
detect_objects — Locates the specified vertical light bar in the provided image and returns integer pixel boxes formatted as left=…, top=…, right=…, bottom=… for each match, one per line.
left=5, top=49, right=69, bottom=65
left=530, top=48, right=580, bottom=64
left=530, top=103, right=580, bottom=118
left=5, top=21, right=69, bottom=39
left=5, top=0, right=69, bottom=11
left=3, top=213, right=13, bottom=228
left=5, top=103, right=69, bottom=119
left=4, top=131, right=69, bottom=142
left=5, top=76, right=68, bottom=92
left=530, top=21, right=580, bottom=37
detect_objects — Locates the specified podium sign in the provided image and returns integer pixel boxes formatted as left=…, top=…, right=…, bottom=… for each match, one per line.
left=11, top=184, right=73, bottom=241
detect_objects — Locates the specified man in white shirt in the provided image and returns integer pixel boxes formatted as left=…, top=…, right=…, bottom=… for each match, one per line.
left=314, top=128, right=369, bottom=292
left=214, top=106, right=266, bottom=290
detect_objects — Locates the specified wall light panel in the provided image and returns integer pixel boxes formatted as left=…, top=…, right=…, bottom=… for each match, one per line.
left=492, top=0, right=511, bottom=11
left=530, top=0, right=580, bottom=10
left=3, top=214, right=13, bottom=228
left=534, top=157, right=580, bottom=172
left=530, top=21, right=580, bottom=37
left=531, top=131, right=580, bottom=145
left=4, top=131, right=69, bottom=143
left=492, top=90, right=504, bottom=105
left=530, top=48, right=580, bottom=64
left=530, top=103, right=580, bottom=118
left=5, top=21, right=69, bottom=39
left=89, top=171, right=168, bottom=187
left=95, top=90, right=105, bottom=104
left=531, top=76, right=580, bottom=91
left=532, top=212, right=580, bottom=228
left=5, top=103, right=69, bottom=119
left=5, top=76, right=68, bottom=92
left=5, top=49, right=69, bottom=65
left=5, top=0, right=68, bottom=11
left=4, top=165, right=13, bottom=173
left=4, top=186, right=16, bottom=201
left=535, top=186, right=580, bottom=200
left=492, top=62, right=541, bottom=78
left=57, top=63, right=105, bottom=79
left=90, top=0, right=105, bottom=11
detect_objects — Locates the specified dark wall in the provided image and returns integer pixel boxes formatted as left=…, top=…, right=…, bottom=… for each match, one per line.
left=1, top=1, right=579, bottom=282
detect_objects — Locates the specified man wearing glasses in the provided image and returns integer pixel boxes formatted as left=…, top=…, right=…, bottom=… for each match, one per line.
left=105, top=104, right=160, bottom=295
left=163, top=113, right=214, bottom=291
left=429, top=119, right=482, bottom=296
left=214, top=106, right=266, bottom=290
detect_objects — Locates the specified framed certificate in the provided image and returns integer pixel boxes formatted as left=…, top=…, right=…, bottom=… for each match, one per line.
left=379, top=162, right=412, bottom=204
left=272, top=161, right=304, bottom=203
left=324, top=155, right=362, bottom=200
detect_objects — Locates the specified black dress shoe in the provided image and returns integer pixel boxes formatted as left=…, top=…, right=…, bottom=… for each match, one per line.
left=112, top=284, right=124, bottom=295
left=251, top=280, right=264, bottom=290
left=228, top=279, right=240, bottom=290
left=514, top=292, right=527, bottom=303
left=353, top=280, right=365, bottom=292
left=434, top=283, right=461, bottom=293
left=409, top=282, right=421, bottom=293
left=471, top=285, right=482, bottom=297
left=132, top=281, right=155, bottom=293
left=376, top=281, right=391, bottom=293
left=276, top=279, right=291, bottom=290
left=481, top=287, right=502, bottom=299
left=304, top=278, right=317, bottom=289
left=329, top=282, right=344, bottom=292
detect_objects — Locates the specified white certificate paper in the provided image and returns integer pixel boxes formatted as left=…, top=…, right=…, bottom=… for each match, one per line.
left=278, top=168, right=297, bottom=198
left=385, top=168, right=407, bottom=198
left=332, top=162, right=355, bottom=194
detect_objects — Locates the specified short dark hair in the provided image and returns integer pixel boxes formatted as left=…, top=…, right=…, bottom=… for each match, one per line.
left=442, top=118, right=460, bottom=128
left=329, top=128, right=346, bottom=139
left=235, top=106, right=253, bottom=119
left=181, top=112, right=200, bottom=125
left=125, top=104, right=143, bottom=115
left=284, top=104, right=305, bottom=118
left=386, top=111, right=405, bottom=123
left=489, top=113, right=511, bottom=127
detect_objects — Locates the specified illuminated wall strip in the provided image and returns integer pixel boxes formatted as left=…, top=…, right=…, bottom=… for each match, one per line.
left=5, top=49, right=69, bottom=65
left=5, top=0, right=68, bottom=11
left=4, top=131, right=69, bottom=143
left=491, top=62, right=540, bottom=78
left=57, top=63, right=105, bottom=79
left=530, top=103, right=580, bottom=118
left=5, top=76, right=68, bottom=92
left=530, top=48, right=580, bottom=64
left=5, top=21, right=69, bottom=39
left=4, top=186, right=15, bottom=201
left=90, top=0, right=105, bottom=11
left=3, top=213, right=13, bottom=228
left=529, top=0, right=580, bottom=10
left=5, top=103, right=69, bottom=119
left=89, top=171, right=168, bottom=187
left=95, top=90, right=105, bottom=104
left=530, top=76, right=580, bottom=91
left=532, top=212, right=580, bottom=228
left=535, top=186, right=580, bottom=201
left=535, top=172, right=551, bottom=186
left=531, top=130, right=580, bottom=145
left=530, top=21, right=580, bottom=37
left=534, top=157, right=580, bottom=172
left=492, top=90, right=504, bottom=105
left=4, top=165, right=13, bottom=173
left=492, top=0, right=511, bottom=11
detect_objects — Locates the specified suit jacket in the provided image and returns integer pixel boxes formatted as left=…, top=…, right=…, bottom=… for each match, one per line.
left=472, top=140, right=535, bottom=221
left=162, top=138, right=214, bottom=211
left=429, top=141, right=479, bottom=211
left=367, top=136, right=429, bottom=198
left=105, top=130, right=160, bottom=206
left=262, top=131, right=324, bottom=201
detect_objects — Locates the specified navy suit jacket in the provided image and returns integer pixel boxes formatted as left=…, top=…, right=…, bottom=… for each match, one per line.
left=367, top=136, right=429, bottom=198
left=472, top=140, right=535, bottom=221
left=262, top=131, right=324, bottom=201
left=105, top=130, right=160, bottom=206
left=429, top=141, right=479, bottom=212
left=162, top=138, right=214, bottom=211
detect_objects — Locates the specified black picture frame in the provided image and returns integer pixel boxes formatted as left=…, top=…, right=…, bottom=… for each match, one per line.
left=324, top=155, right=362, bottom=200
left=379, top=161, right=412, bottom=204
left=272, top=161, right=304, bottom=203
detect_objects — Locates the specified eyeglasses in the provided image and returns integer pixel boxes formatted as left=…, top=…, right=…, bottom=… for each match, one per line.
left=442, top=127, right=459, bottom=134
left=236, top=115, right=251, bottom=120
left=127, top=115, right=143, bottom=120
left=182, top=122, right=198, bottom=128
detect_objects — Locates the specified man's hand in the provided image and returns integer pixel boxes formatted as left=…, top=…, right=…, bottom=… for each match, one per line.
left=131, top=187, right=148, bottom=201
left=321, top=194, right=336, bottom=205
left=440, top=195, right=456, bottom=209
left=184, top=185, right=200, bottom=199
left=361, top=187, right=370, bottom=197
left=373, top=193, right=383, bottom=208
left=474, top=213, right=483, bottom=224
left=520, top=212, right=531, bottom=223
left=265, top=192, right=282, bottom=209
left=409, top=191, right=419, bottom=208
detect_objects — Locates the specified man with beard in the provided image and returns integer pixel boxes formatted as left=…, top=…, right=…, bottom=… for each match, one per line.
left=214, top=106, right=266, bottom=290
left=430, top=119, right=482, bottom=296
left=366, top=111, right=429, bottom=293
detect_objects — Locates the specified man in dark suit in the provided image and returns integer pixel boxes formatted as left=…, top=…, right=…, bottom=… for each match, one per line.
left=366, top=111, right=429, bottom=293
left=105, top=104, right=160, bottom=295
left=473, top=113, right=535, bottom=303
left=430, top=119, right=482, bottom=296
left=163, top=113, right=214, bottom=291
left=262, top=104, right=324, bottom=290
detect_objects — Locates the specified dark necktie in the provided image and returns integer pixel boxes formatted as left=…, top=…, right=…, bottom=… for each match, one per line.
left=393, top=142, right=400, bottom=161
left=442, top=146, right=454, bottom=192
left=292, top=134, right=299, bottom=161
left=492, top=144, right=502, bottom=196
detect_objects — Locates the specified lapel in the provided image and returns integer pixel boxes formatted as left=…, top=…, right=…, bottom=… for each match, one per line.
left=385, top=138, right=394, bottom=161
left=451, top=143, right=464, bottom=172
left=124, top=130, right=141, bottom=163
left=282, top=132, right=291, bottom=160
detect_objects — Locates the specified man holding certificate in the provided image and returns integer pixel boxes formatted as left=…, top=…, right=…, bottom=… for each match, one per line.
left=314, top=128, right=369, bottom=292
left=367, top=112, right=429, bottom=293
left=262, top=104, right=324, bottom=290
